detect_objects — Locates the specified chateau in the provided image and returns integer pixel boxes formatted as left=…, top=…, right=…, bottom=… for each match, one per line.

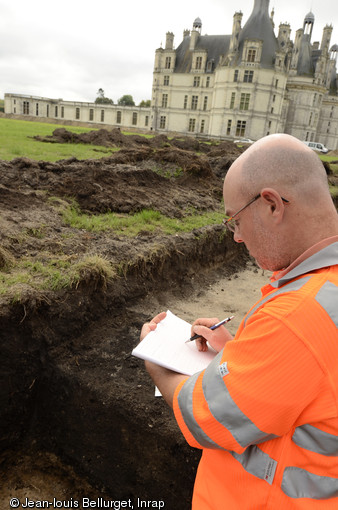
left=4, top=0, right=338, bottom=149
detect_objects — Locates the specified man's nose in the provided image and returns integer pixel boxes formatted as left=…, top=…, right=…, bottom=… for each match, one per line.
left=233, top=229, right=244, bottom=243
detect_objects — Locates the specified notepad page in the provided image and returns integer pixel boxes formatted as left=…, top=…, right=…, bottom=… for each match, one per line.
left=132, top=310, right=217, bottom=376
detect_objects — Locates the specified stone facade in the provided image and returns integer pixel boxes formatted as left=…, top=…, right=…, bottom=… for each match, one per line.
left=4, top=95, right=152, bottom=132
left=4, top=0, right=338, bottom=149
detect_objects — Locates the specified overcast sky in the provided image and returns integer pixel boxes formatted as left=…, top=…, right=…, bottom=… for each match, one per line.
left=0, top=0, right=337, bottom=105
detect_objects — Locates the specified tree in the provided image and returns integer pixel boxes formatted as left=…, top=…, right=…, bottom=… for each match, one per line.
left=139, top=100, right=151, bottom=107
left=95, top=88, right=114, bottom=105
left=117, top=94, right=135, bottom=106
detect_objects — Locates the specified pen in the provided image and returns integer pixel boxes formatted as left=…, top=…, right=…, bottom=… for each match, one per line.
left=186, top=316, right=235, bottom=342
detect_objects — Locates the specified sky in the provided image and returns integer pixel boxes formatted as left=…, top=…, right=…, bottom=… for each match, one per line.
left=0, top=0, right=337, bottom=106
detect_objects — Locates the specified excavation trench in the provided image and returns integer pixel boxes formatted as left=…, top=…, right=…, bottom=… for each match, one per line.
left=0, top=224, right=258, bottom=510
left=0, top=131, right=249, bottom=509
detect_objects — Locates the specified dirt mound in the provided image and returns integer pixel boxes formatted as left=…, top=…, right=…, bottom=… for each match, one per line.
left=0, top=155, right=221, bottom=223
left=34, top=127, right=244, bottom=155
left=31, top=128, right=245, bottom=184
left=33, top=127, right=135, bottom=148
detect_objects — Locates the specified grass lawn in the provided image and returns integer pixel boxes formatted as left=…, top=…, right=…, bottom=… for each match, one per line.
left=320, top=154, right=338, bottom=175
left=0, top=117, right=115, bottom=161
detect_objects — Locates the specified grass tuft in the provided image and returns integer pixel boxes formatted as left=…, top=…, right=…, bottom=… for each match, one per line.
left=0, top=247, right=15, bottom=270
left=0, top=253, right=117, bottom=297
left=72, top=255, right=117, bottom=289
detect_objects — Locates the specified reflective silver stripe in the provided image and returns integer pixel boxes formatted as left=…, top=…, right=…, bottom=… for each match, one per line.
left=244, top=276, right=311, bottom=327
left=272, top=242, right=338, bottom=288
left=177, top=361, right=225, bottom=450
left=292, top=424, right=338, bottom=456
left=282, top=467, right=338, bottom=499
left=231, top=446, right=277, bottom=485
left=202, top=354, right=278, bottom=448
left=315, top=281, right=338, bottom=327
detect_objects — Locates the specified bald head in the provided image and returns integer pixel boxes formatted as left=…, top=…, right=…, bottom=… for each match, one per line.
left=223, top=134, right=338, bottom=266
left=227, top=134, right=330, bottom=204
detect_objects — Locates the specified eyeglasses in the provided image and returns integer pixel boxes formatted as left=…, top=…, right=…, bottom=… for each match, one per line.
left=223, top=194, right=289, bottom=232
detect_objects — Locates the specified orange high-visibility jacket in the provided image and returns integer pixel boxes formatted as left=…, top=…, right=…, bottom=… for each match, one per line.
left=173, top=242, right=338, bottom=509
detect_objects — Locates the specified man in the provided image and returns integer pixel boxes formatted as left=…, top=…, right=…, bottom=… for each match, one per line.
left=140, top=134, right=338, bottom=509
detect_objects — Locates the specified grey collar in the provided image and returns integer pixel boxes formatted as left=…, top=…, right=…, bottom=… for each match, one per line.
left=271, top=242, right=338, bottom=288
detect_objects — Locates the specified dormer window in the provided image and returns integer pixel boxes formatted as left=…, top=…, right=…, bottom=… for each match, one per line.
left=195, top=56, right=203, bottom=70
left=206, top=60, right=214, bottom=72
left=242, top=41, right=262, bottom=64
left=165, top=57, right=171, bottom=69
left=248, top=49, right=256, bottom=62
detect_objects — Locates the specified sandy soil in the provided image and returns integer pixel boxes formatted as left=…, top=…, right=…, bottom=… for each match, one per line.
left=133, top=261, right=271, bottom=335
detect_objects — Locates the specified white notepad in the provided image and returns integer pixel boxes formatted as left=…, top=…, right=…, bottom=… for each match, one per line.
left=132, top=310, right=217, bottom=376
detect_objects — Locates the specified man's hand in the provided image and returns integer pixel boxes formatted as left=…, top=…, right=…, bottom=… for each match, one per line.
left=139, top=311, right=187, bottom=407
left=191, top=317, right=234, bottom=352
left=139, top=311, right=167, bottom=342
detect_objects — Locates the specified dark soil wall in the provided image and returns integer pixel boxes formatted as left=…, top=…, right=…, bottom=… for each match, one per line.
left=0, top=226, right=248, bottom=509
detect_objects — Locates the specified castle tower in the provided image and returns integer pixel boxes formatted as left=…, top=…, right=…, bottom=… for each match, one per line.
left=290, top=15, right=315, bottom=77
left=193, top=17, right=202, bottom=33
left=321, top=24, right=333, bottom=55
left=303, top=11, right=314, bottom=39
left=314, top=25, right=333, bottom=85
left=190, top=17, right=202, bottom=50
left=278, top=23, right=291, bottom=52
left=165, top=32, right=174, bottom=50
left=229, top=11, right=243, bottom=53
left=330, top=44, right=338, bottom=62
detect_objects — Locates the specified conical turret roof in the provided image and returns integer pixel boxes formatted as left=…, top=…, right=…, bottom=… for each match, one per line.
left=297, top=34, right=315, bottom=75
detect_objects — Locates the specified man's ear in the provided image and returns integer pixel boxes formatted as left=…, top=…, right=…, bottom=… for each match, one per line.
left=260, top=188, right=285, bottom=222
